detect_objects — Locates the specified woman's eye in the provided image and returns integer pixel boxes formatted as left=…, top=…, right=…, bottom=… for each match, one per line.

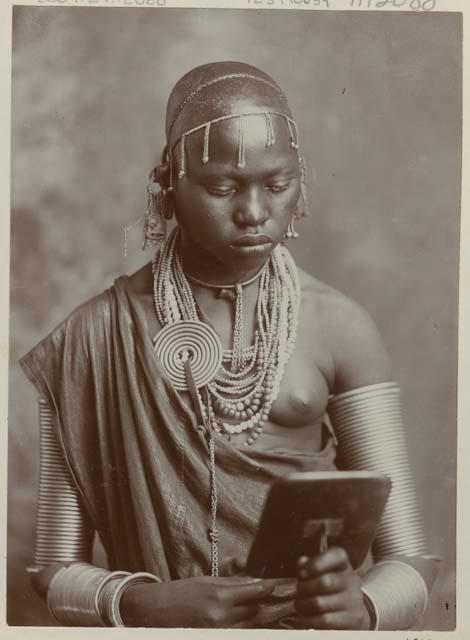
left=267, top=183, right=290, bottom=193
left=206, top=186, right=236, bottom=197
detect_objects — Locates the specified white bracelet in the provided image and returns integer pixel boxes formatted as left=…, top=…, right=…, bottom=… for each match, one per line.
left=94, top=571, right=131, bottom=626
left=108, top=572, right=162, bottom=627
left=47, top=563, right=110, bottom=626
left=361, top=560, right=428, bottom=630
left=361, top=588, right=379, bottom=630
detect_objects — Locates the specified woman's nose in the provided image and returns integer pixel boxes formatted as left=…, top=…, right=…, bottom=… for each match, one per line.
left=233, top=189, right=268, bottom=228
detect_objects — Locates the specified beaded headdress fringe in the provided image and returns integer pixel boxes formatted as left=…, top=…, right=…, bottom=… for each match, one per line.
left=170, top=111, right=301, bottom=183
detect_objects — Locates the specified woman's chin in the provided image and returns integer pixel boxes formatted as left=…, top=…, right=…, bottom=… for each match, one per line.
left=181, top=238, right=279, bottom=281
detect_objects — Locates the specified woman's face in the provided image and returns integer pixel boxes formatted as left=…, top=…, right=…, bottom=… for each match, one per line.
left=172, top=113, right=302, bottom=275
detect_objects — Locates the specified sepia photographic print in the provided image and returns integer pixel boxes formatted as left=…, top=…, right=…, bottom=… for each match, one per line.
left=4, top=1, right=465, bottom=635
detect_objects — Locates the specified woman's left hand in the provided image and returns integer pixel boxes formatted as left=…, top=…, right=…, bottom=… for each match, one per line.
left=294, top=547, right=371, bottom=630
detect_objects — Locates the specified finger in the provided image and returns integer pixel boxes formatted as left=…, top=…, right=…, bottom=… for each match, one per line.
left=228, top=579, right=278, bottom=604
left=297, top=547, right=350, bottom=579
left=297, top=547, right=350, bottom=577
left=294, top=611, right=356, bottom=630
left=216, top=576, right=265, bottom=586
left=221, top=577, right=282, bottom=591
left=296, top=571, right=348, bottom=597
left=295, top=592, right=346, bottom=616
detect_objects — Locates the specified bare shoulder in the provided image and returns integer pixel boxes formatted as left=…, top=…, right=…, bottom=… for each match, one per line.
left=297, top=267, right=393, bottom=394
left=297, top=266, right=335, bottom=301
left=128, top=262, right=153, bottom=297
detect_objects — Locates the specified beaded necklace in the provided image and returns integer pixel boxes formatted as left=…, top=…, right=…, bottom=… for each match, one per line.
left=185, top=266, right=266, bottom=374
left=152, top=227, right=300, bottom=447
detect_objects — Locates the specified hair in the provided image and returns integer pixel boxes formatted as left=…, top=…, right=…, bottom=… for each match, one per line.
left=165, top=61, right=293, bottom=149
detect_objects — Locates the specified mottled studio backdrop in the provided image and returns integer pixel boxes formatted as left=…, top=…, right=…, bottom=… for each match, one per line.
left=8, top=6, right=460, bottom=629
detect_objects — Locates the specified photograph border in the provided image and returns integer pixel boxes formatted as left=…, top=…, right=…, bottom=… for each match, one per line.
left=1, top=1, right=468, bottom=638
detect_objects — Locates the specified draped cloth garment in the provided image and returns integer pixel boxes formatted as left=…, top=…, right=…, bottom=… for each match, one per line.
left=20, top=276, right=337, bottom=626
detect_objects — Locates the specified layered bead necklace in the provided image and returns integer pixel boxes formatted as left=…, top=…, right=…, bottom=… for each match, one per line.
left=152, top=227, right=301, bottom=447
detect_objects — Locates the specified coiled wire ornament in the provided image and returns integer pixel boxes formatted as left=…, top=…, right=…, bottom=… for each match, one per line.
left=153, top=320, right=223, bottom=577
left=152, top=321, right=223, bottom=391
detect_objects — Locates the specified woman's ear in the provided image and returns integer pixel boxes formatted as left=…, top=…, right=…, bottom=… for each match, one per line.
left=152, top=162, right=171, bottom=189
left=148, top=164, right=175, bottom=221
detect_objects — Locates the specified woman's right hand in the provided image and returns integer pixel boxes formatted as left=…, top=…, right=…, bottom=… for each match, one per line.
left=120, top=575, right=278, bottom=628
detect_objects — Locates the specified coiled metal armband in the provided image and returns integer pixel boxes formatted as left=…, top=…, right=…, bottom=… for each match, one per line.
left=30, top=398, right=94, bottom=569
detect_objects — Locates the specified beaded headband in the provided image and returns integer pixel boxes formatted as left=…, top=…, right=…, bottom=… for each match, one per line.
left=167, top=110, right=301, bottom=186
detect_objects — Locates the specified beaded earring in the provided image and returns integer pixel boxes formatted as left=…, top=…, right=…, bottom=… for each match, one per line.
left=142, top=164, right=174, bottom=250
left=285, top=216, right=300, bottom=239
left=123, top=160, right=175, bottom=257
left=297, top=155, right=309, bottom=218
left=284, top=157, right=309, bottom=240
left=142, top=182, right=168, bottom=249
left=284, top=154, right=309, bottom=240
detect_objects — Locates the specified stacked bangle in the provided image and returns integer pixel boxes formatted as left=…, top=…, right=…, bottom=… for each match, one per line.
left=46, top=563, right=161, bottom=627
left=107, top=572, right=162, bottom=627
left=47, top=563, right=111, bottom=626
left=95, top=571, right=132, bottom=626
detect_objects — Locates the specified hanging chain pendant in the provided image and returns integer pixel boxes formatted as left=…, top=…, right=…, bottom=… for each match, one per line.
left=208, top=433, right=219, bottom=577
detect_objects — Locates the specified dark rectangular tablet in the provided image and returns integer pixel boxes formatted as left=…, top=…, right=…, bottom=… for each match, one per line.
left=246, top=470, right=391, bottom=579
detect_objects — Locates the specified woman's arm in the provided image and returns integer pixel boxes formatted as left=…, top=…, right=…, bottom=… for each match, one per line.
left=294, top=294, right=439, bottom=630
left=31, top=398, right=278, bottom=627
left=30, top=398, right=163, bottom=626
left=327, top=298, right=439, bottom=628
left=328, top=381, right=439, bottom=629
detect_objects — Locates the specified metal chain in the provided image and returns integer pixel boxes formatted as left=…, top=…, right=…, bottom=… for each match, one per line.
left=208, top=433, right=219, bottom=577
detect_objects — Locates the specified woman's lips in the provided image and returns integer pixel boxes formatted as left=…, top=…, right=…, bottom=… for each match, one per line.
left=230, top=235, right=273, bottom=256
left=231, top=234, right=273, bottom=247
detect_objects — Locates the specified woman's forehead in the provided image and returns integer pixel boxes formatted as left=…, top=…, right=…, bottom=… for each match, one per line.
left=183, top=114, right=300, bottom=176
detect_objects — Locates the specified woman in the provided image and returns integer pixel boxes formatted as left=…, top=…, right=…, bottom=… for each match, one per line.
left=20, top=61, right=438, bottom=629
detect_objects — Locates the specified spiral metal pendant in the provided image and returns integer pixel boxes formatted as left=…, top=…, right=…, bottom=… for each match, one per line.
left=153, top=321, right=223, bottom=390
